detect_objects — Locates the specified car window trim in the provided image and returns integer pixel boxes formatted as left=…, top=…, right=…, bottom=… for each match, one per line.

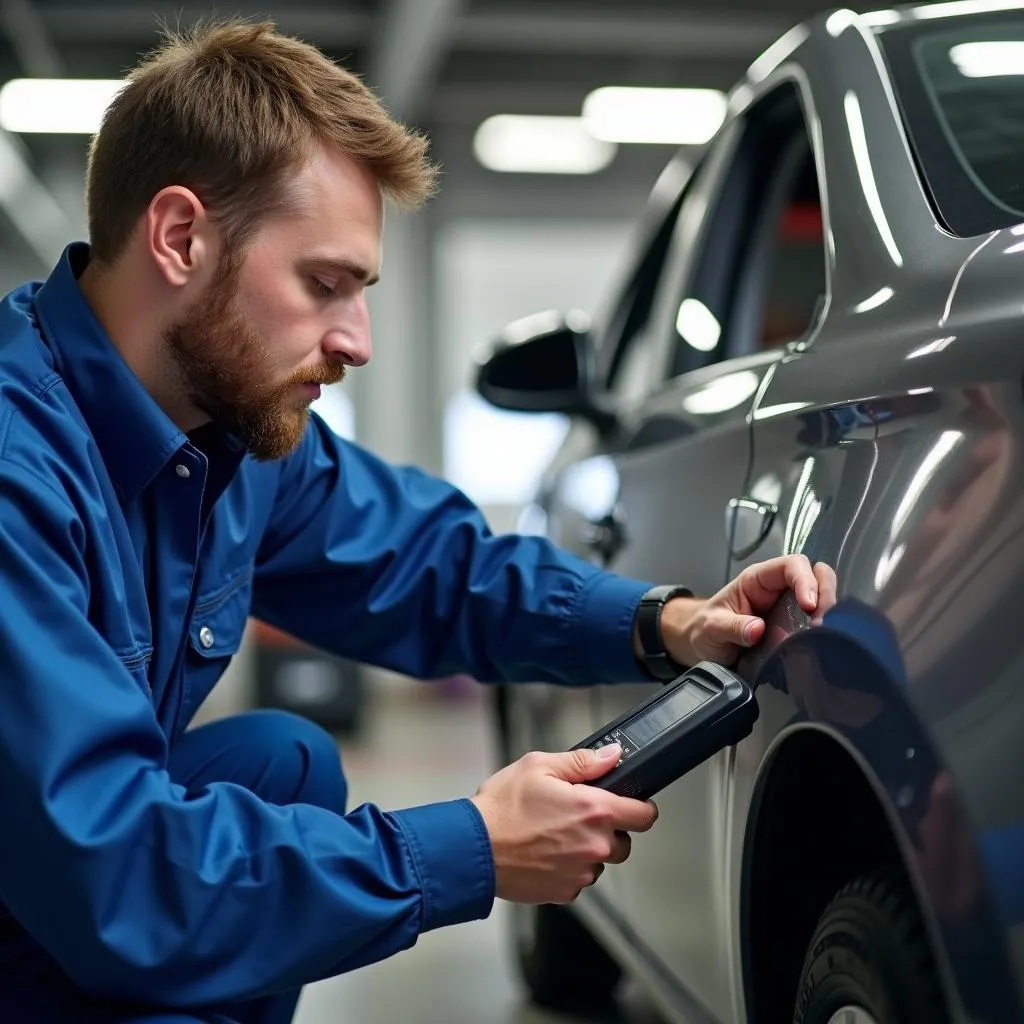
left=595, top=156, right=702, bottom=393
left=641, top=66, right=833, bottom=403
left=617, top=119, right=746, bottom=411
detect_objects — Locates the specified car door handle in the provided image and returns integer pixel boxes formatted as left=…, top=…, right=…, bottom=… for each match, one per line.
left=727, top=497, right=777, bottom=559
left=581, top=508, right=627, bottom=563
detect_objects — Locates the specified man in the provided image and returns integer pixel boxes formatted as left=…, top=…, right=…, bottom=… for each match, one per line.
left=0, top=18, right=834, bottom=1024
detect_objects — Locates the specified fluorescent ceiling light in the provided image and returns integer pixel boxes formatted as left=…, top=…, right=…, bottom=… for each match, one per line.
left=676, top=298, right=721, bottom=351
left=473, top=115, right=616, bottom=175
left=950, top=41, right=1024, bottom=77
left=582, top=87, right=727, bottom=145
left=0, top=78, right=124, bottom=134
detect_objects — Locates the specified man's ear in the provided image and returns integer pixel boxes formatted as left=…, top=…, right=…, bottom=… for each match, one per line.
left=146, top=186, right=214, bottom=288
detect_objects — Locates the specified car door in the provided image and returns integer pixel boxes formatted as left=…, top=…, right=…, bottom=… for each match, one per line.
left=590, top=80, right=831, bottom=1022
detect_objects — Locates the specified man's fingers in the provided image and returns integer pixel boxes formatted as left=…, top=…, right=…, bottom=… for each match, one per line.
left=547, top=745, right=622, bottom=783
left=812, top=562, right=838, bottom=621
left=609, top=796, right=659, bottom=833
left=782, top=554, right=817, bottom=612
left=742, top=554, right=815, bottom=610
left=743, top=555, right=842, bottom=617
left=607, top=831, right=631, bottom=864
left=740, top=614, right=765, bottom=646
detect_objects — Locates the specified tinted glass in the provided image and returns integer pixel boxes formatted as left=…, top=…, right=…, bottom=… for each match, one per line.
left=755, top=162, right=825, bottom=351
left=881, top=13, right=1024, bottom=236
left=670, top=83, right=826, bottom=376
left=601, top=157, right=696, bottom=393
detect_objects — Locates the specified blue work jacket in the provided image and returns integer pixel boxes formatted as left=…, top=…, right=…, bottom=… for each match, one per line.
left=0, top=244, right=653, bottom=1009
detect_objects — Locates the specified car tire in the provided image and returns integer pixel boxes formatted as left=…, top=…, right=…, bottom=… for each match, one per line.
left=794, top=868, right=949, bottom=1024
left=513, top=901, right=622, bottom=1014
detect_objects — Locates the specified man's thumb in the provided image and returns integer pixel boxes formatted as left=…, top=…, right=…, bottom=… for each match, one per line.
left=737, top=614, right=764, bottom=646
left=555, top=744, right=622, bottom=781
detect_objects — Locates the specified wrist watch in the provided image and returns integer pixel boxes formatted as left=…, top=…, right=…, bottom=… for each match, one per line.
left=634, top=584, right=694, bottom=681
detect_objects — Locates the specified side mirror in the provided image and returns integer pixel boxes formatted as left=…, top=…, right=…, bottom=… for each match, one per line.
left=473, top=310, right=616, bottom=432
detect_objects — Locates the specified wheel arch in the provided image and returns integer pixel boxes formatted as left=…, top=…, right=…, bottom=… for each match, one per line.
left=740, top=722, right=914, bottom=1021
left=735, top=616, right=997, bottom=1024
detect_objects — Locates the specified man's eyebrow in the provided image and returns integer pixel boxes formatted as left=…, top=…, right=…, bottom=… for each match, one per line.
left=305, top=255, right=380, bottom=287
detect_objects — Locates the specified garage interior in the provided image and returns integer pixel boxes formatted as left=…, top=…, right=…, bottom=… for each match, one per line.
left=0, top=1, right=890, bottom=1022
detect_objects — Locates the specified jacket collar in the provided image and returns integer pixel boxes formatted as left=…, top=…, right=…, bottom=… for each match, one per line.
left=33, top=243, right=216, bottom=502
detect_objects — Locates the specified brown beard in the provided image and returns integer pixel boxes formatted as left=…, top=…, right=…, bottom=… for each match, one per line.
left=164, top=259, right=346, bottom=461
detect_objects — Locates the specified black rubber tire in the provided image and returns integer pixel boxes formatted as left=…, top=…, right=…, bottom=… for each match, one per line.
left=515, top=902, right=622, bottom=1015
left=794, top=869, right=950, bottom=1024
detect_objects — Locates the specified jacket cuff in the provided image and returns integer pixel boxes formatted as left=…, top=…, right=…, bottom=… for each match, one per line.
left=574, top=573, right=656, bottom=682
left=392, top=798, right=495, bottom=933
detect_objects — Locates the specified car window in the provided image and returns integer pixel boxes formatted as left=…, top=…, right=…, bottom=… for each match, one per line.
left=880, top=11, right=1024, bottom=237
left=666, top=81, right=827, bottom=379
left=598, top=156, right=700, bottom=395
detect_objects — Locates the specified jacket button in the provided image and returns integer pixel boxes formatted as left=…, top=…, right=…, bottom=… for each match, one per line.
left=175, top=464, right=191, bottom=479
left=198, top=626, right=215, bottom=649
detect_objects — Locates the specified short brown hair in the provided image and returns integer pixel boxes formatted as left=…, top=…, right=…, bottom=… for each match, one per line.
left=86, top=18, right=438, bottom=265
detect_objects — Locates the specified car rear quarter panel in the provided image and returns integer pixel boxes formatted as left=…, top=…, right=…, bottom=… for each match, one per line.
left=730, top=257, right=1024, bottom=1022
left=725, top=19, right=1024, bottom=1018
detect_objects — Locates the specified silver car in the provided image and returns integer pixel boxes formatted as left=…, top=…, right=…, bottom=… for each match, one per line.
left=475, top=3, right=1024, bottom=1022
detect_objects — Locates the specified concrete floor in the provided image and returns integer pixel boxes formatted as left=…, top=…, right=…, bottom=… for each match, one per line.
left=288, top=682, right=666, bottom=1024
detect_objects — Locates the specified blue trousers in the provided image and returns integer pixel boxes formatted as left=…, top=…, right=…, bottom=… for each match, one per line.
left=1, top=709, right=348, bottom=1023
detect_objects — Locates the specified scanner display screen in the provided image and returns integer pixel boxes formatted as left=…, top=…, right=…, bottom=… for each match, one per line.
left=621, top=682, right=714, bottom=748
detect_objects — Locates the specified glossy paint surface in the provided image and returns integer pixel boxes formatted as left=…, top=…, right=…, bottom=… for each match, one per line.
left=495, top=6, right=1024, bottom=1023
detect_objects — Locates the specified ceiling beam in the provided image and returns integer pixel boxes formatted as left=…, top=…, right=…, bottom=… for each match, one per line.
left=31, top=5, right=785, bottom=62
left=454, top=11, right=786, bottom=58
left=367, top=0, right=465, bottom=124
left=30, top=5, right=373, bottom=47
left=0, top=0, right=63, bottom=76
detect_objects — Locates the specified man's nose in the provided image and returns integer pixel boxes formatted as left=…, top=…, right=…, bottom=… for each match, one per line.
left=322, top=328, right=372, bottom=367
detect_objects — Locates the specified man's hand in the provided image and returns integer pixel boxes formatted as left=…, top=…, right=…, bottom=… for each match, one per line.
left=656, top=555, right=837, bottom=668
left=470, top=746, right=658, bottom=905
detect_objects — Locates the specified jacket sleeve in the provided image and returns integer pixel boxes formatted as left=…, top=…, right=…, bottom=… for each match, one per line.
left=0, top=464, right=494, bottom=1007
left=252, top=415, right=654, bottom=684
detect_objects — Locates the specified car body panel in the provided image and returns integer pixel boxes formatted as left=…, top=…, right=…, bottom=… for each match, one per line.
left=486, top=5, right=1024, bottom=1022
left=586, top=362, right=770, bottom=1021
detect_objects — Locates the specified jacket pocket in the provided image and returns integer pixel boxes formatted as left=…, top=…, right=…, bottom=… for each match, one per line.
left=188, top=567, right=254, bottom=660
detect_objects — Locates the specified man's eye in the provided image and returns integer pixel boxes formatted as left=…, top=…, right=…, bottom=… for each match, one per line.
left=310, top=278, right=336, bottom=298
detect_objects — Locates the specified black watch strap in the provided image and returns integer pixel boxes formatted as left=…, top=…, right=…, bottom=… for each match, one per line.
left=635, top=584, right=694, bottom=681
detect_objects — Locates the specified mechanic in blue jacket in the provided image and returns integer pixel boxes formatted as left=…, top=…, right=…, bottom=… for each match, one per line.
left=0, top=19, right=834, bottom=1024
